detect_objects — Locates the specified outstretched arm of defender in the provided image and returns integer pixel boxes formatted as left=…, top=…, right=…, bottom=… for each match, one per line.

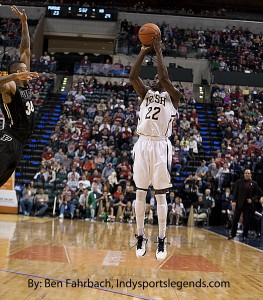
left=153, top=36, right=181, bottom=109
left=129, top=45, right=151, bottom=100
left=0, top=72, right=38, bottom=92
left=11, top=5, right=30, bottom=69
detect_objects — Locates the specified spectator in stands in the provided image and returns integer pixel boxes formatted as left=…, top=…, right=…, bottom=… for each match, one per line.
left=169, top=196, right=184, bottom=226
left=101, top=163, right=115, bottom=182
left=85, top=188, right=100, bottom=221
left=189, top=135, right=198, bottom=160
left=59, top=193, right=75, bottom=219
left=42, top=146, right=54, bottom=163
left=34, top=168, right=46, bottom=185
left=193, top=195, right=209, bottom=224
left=119, top=200, right=135, bottom=223
left=216, top=163, right=230, bottom=191
left=116, top=161, right=132, bottom=182
left=49, top=56, right=57, bottom=72
left=40, top=51, right=50, bottom=71
left=86, top=139, right=98, bottom=157
left=196, top=160, right=209, bottom=179
left=34, top=188, right=49, bottom=217
left=44, top=166, right=56, bottom=186
left=180, top=115, right=190, bottom=136
left=171, top=150, right=182, bottom=175
left=20, top=181, right=36, bottom=216
left=113, top=192, right=127, bottom=219
left=203, top=189, right=215, bottom=210
left=98, top=200, right=115, bottom=222
left=66, top=174, right=79, bottom=193
left=221, top=187, right=234, bottom=228
left=105, top=151, right=118, bottom=167
left=107, top=171, right=119, bottom=194
left=54, top=148, right=65, bottom=164
left=75, top=145, right=86, bottom=163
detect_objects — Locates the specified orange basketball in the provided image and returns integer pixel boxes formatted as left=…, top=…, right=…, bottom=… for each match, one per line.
left=138, top=23, right=161, bottom=46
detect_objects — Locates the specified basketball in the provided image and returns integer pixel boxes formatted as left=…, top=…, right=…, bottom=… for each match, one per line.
left=138, top=23, right=161, bottom=46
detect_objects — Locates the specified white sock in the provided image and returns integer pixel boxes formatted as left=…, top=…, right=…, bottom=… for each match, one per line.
left=135, top=190, right=147, bottom=236
left=156, top=194, right=167, bottom=239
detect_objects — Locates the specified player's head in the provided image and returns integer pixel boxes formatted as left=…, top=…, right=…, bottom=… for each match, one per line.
left=152, top=74, right=172, bottom=91
left=7, top=61, right=27, bottom=74
left=152, top=74, right=163, bottom=91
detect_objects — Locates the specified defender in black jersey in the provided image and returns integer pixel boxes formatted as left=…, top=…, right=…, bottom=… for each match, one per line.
left=0, top=6, right=38, bottom=187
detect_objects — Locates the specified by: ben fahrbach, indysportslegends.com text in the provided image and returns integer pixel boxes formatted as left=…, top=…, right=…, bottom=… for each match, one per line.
left=28, top=278, right=230, bottom=290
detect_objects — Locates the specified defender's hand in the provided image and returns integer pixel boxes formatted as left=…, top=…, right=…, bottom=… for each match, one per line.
left=11, top=5, right=27, bottom=22
left=16, top=71, right=39, bottom=81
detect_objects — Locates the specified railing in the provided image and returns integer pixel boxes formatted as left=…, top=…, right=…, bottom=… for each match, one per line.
left=74, top=62, right=130, bottom=77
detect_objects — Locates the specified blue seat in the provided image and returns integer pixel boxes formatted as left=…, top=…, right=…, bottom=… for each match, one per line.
left=23, top=155, right=31, bottom=159
left=176, top=177, right=185, bottom=182
left=39, top=140, right=48, bottom=144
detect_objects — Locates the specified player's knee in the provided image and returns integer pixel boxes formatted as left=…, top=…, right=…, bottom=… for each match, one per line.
left=136, top=190, right=147, bottom=202
left=155, top=194, right=167, bottom=206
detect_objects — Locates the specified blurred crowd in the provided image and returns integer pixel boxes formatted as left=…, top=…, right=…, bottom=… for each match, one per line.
left=118, top=19, right=263, bottom=74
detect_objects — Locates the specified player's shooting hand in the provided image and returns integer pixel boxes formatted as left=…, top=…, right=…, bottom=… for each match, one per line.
left=141, top=44, right=152, bottom=53
left=11, top=5, right=27, bottom=22
left=16, top=71, right=39, bottom=81
left=152, top=35, right=162, bottom=53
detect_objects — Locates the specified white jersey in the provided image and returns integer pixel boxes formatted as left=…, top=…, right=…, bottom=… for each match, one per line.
left=137, top=90, right=178, bottom=137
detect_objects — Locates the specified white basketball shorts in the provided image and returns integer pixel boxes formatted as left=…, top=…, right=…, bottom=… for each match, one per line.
left=133, top=135, right=173, bottom=190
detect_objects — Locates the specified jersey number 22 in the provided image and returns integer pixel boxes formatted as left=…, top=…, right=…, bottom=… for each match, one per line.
left=145, top=107, right=160, bottom=120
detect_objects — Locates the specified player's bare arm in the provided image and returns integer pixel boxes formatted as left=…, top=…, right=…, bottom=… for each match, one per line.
left=153, top=35, right=181, bottom=109
left=11, top=5, right=30, bottom=69
left=0, top=72, right=38, bottom=103
left=129, top=45, right=151, bottom=100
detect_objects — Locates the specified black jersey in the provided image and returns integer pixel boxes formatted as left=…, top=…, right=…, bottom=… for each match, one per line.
left=0, top=83, right=35, bottom=142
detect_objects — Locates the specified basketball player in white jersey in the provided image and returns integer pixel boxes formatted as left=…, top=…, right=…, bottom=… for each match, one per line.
left=129, top=35, right=181, bottom=260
